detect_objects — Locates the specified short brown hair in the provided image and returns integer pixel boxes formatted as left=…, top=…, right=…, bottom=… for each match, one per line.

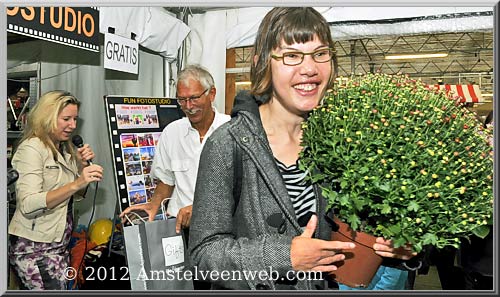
left=250, top=7, right=338, bottom=99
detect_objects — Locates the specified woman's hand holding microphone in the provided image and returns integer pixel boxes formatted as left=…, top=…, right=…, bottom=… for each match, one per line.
left=75, top=141, right=103, bottom=190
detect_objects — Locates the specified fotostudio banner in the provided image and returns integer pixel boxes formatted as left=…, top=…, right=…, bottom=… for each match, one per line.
left=7, top=6, right=100, bottom=52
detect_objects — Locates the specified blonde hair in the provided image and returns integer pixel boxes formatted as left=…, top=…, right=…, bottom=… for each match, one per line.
left=20, top=90, right=81, bottom=161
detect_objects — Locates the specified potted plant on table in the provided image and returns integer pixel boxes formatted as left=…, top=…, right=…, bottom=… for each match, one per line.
left=300, top=72, right=493, bottom=287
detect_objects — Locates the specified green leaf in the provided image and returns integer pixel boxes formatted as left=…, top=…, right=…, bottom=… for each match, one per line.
left=472, top=225, right=491, bottom=239
left=407, top=201, right=420, bottom=212
left=352, top=195, right=366, bottom=211
left=422, top=233, right=438, bottom=245
left=309, top=173, right=324, bottom=183
left=381, top=204, right=391, bottom=214
left=379, top=182, right=390, bottom=192
left=392, top=237, right=408, bottom=249
left=347, top=214, right=361, bottom=230
left=387, top=224, right=401, bottom=235
left=339, top=194, right=350, bottom=206
left=359, top=166, right=369, bottom=174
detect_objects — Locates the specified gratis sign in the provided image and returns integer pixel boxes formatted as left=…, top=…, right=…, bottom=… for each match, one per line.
left=104, top=32, right=139, bottom=74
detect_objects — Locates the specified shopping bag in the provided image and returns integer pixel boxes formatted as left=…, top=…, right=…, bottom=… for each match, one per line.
left=122, top=210, right=194, bottom=290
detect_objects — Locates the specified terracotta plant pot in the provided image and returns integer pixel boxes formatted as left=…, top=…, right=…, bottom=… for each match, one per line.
left=328, top=217, right=383, bottom=288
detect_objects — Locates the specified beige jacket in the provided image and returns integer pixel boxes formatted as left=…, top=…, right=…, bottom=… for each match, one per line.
left=9, top=137, right=81, bottom=243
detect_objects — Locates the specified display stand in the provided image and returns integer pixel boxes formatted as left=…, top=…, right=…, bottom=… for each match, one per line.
left=103, top=95, right=183, bottom=256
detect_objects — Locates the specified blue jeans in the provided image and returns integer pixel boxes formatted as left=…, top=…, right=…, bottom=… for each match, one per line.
left=339, top=265, right=408, bottom=290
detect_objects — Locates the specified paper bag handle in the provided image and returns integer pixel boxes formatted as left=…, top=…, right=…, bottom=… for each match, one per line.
left=161, top=198, right=171, bottom=220
left=123, top=211, right=147, bottom=225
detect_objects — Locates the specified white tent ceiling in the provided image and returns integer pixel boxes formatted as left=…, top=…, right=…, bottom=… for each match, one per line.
left=224, top=7, right=494, bottom=48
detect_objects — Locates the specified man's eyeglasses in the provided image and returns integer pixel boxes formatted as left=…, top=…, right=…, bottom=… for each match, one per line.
left=271, top=48, right=335, bottom=66
left=176, top=88, right=209, bottom=105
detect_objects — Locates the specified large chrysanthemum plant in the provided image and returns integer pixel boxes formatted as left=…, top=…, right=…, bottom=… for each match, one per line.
left=300, top=72, right=493, bottom=253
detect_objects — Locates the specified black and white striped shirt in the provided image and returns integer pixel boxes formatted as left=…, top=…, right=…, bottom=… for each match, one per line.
left=275, top=158, right=316, bottom=227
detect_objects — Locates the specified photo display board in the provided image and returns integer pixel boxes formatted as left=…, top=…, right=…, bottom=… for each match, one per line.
left=104, top=95, right=183, bottom=212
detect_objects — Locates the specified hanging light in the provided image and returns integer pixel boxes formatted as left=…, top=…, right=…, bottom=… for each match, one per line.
left=384, top=53, right=449, bottom=60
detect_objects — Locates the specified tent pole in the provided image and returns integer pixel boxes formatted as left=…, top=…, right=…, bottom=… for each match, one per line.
left=164, top=58, right=170, bottom=98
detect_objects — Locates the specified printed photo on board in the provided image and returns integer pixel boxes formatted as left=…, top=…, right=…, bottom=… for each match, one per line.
left=121, top=133, right=139, bottom=148
left=115, top=104, right=160, bottom=129
left=129, top=189, right=147, bottom=205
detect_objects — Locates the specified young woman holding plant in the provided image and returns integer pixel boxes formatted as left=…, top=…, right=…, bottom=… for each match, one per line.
left=189, top=7, right=416, bottom=290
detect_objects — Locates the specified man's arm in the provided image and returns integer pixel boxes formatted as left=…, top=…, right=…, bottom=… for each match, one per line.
left=151, top=180, right=175, bottom=218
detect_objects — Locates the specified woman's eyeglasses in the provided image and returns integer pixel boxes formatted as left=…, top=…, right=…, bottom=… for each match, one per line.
left=177, top=88, right=209, bottom=105
left=271, top=48, right=335, bottom=66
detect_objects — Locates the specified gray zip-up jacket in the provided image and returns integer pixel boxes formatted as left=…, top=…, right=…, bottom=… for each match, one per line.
left=189, top=91, right=331, bottom=290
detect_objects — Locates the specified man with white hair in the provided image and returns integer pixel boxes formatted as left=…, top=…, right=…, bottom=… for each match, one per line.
left=120, top=65, right=230, bottom=289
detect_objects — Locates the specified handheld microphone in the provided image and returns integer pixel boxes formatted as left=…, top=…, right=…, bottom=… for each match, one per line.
left=71, top=135, right=93, bottom=165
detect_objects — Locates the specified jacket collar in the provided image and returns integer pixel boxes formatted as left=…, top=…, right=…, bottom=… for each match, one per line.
left=183, top=107, right=223, bottom=138
left=230, top=90, right=268, bottom=118
left=55, top=147, right=79, bottom=176
left=229, top=92, right=303, bottom=234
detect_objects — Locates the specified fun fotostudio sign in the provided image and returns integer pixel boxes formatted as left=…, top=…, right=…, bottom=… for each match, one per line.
left=7, top=7, right=100, bottom=52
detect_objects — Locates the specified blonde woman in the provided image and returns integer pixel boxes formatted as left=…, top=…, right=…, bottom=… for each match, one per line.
left=8, top=90, right=103, bottom=290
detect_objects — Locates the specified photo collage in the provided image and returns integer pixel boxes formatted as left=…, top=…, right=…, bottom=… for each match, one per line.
left=116, top=104, right=159, bottom=129
left=105, top=96, right=182, bottom=212
left=121, top=132, right=162, bottom=206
